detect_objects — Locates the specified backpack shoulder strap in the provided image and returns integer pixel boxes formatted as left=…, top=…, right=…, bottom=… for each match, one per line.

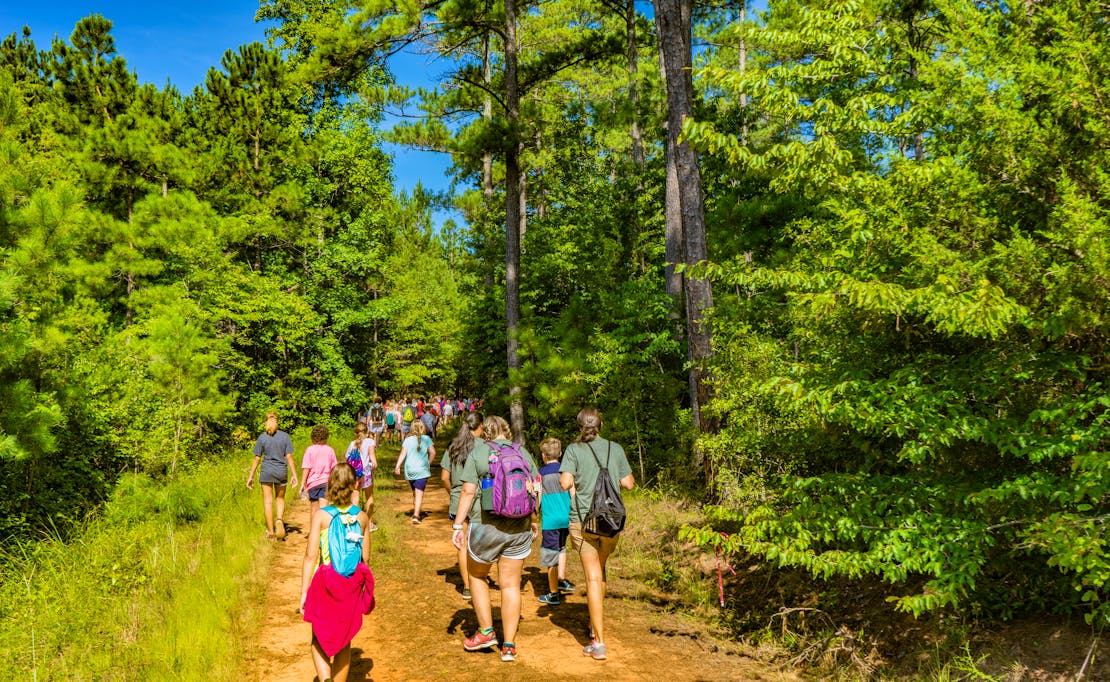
left=585, top=441, right=605, bottom=469
left=322, top=505, right=339, bottom=518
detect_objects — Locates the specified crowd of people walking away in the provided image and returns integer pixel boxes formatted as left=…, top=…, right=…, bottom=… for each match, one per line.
left=247, top=402, right=632, bottom=671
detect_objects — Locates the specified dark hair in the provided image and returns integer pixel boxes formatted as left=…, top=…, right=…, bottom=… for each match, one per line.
left=575, top=407, right=602, bottom=443
left=447, top=412, right=484, bottom=466
left=311, top=424, right=329, bottom=444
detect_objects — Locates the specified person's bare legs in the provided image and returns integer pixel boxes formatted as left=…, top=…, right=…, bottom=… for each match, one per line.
left=498, top=557, right=525, bottom=644
left=467, top=556, right=495, bottom=631
left=274, top=483, right=287, bottom=522
left=548, top=564, right=559, bottom=594
left=261, top=483, right=275, bottom=536
left=412, top=487, right=425, bottom=520
left=579, top=535, right=618, bottom=643
left=458, top=519, right=471, bottom=588
left=332, top=644, right=351, bottom=682
left=310, top=635, right=330, bottom=681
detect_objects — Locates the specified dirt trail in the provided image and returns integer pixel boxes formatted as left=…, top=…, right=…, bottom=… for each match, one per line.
left=246, top=464, right=797, bottom=681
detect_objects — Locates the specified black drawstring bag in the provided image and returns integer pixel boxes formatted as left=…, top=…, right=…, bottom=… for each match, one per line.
left=580, top=441, right=626, bottom=537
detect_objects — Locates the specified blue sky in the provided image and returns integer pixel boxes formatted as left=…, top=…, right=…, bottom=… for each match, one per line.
left=0, top=0, right=456, bottom=225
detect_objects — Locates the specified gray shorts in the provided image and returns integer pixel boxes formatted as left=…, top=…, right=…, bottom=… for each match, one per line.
left=467, top=521, right=533, bottom=564
left=259, top=460, right=288, bottom=485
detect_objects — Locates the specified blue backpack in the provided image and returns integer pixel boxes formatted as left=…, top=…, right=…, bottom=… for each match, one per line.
left=322, top=505, right=363, bottom=577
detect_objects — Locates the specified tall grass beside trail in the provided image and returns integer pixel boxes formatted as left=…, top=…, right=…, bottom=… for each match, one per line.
left=615, top=491, right=719, bottom=614
left=0, top=458, right=270, bottom=681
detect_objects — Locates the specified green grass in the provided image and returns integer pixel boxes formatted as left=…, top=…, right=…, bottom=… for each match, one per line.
left=0, top=459, right=270, bottom=681
left=616, top=490, right=719, bottom=613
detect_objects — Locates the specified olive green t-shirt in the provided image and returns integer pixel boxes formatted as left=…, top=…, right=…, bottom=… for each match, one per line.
left=561, top=438, right=632, bottom=524
left=440, top=436, right=484, bottom=517
left=459, top=437, right=538, bottom=533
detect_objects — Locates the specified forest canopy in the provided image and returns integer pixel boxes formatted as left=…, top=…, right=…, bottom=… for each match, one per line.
left=3, top=0, right=1110, bottom=629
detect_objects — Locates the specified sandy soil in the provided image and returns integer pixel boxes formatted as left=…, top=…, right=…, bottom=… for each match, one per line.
left=243, top=469, right=797, bottom=682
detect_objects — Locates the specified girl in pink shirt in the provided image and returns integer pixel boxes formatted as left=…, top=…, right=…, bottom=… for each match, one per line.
left=300, top=425, right=338, bottom=512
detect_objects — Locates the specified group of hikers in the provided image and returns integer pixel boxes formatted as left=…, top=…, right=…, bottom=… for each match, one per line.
left=358, top=396, right=483, bottom=445
left=245, top=403, right=633, bottom=682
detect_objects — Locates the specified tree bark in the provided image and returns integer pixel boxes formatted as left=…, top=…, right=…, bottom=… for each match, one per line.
left=504, top=0, right=525, bottom=440
left=654, top=0, right=716, bottom=482
left=627, top=0, right=645, bottom=174
left=482, top=33, right=495, bottom=289
left=658, top=26, right=684, bottom=312
left=482, top=34, right=494, bottom=200
left=738, top=1, right=749, bottom=145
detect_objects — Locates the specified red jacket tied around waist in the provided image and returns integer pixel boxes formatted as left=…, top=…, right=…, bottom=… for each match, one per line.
left=303, top=562, right=376, bottom=657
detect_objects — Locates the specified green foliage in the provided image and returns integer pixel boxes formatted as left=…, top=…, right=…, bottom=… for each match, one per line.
left=684, top=0, right=1110, bottom=626
left=0, top=459, right=270, bottom=680
left=0, top=16, right=465, bottom=541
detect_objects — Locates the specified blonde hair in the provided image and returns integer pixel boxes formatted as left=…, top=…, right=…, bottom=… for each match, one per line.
left=482, top=415, right=511, bottom=441
left=327, top=463, right=359, bottom=506
left=410, top=420, right=427, bottom=438
left=265, top=412, right=279, bottom=436
left=540, top=437, right=562, bottom=461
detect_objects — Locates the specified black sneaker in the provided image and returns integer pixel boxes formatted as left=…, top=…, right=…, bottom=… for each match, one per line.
left=537, top=592, right=562, bottom=606
left=558, top=579, right=575, bottom=594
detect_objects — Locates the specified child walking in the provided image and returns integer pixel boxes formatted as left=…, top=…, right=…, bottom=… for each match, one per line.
left=536, top=437, right=575, bottom=605
left=394, top=420, right=434, bottom=523
left=300, top=425, right=338, bottom=513
left=346, top=423, right=379, bottom=531
left=300, top=463, right=375, bottom=682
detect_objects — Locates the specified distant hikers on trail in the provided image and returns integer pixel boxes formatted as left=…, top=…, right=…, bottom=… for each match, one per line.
left=249, top=401, right=632, bottom=668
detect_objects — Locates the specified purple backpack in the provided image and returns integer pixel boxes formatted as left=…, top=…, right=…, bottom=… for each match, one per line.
left=487, top=442, right=537, bottom=518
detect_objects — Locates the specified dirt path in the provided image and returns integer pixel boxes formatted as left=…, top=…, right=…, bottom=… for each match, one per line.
left=246, top=460, right=798, bottom=681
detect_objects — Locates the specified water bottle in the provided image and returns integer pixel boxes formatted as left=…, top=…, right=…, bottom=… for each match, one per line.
left=480, top=472, right=494, bottom=512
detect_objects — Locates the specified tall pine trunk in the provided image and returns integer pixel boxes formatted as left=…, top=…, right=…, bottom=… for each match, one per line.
left=504, top=0, right=525, bottom=440
left=628, top=0, right=645, bottom=174
left=655, top=0, right=716, bottom=484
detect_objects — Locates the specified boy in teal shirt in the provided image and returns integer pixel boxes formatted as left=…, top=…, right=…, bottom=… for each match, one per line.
left=537, top=437, right=575, bottom=605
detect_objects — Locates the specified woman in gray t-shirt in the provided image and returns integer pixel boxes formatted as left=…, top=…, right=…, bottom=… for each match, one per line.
left=560, top=407, right=634, bottom=661
left=246, top=412, right=299, bottom=540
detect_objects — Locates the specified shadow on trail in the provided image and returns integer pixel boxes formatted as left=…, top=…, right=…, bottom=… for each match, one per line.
left=446, top=607, right=480, bottom=636
left=535, top=596, right=591, bottom=645
left=522, top=566, right=546, bottom=595
left=435, top=564, right=465, bottom=594
left=345, top=646, right=374, bottom=682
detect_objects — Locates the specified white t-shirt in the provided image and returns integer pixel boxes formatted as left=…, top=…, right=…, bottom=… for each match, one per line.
left=346, top=439, right=376, bottom=487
